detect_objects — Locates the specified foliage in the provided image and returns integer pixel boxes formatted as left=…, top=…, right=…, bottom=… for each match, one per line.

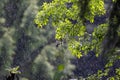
left=34, top=0, right=106, bottom=58
left=35, top=0, right=120, bottom=79
left=0, top=0, right=119, bottom=79
left=0, top=0, right=75, bottom=80
left=6, top=66, right=21, bottom=74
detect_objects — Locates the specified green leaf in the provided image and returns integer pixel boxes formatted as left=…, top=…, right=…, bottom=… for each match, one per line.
left=57, top=64, right=64, bottom=71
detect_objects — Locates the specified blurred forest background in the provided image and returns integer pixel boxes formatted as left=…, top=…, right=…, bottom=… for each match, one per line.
left=0, top=0, right=120, bottom=80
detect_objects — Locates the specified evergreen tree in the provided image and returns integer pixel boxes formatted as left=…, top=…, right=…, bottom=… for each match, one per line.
left=0, top=0, right=74, bottom=80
